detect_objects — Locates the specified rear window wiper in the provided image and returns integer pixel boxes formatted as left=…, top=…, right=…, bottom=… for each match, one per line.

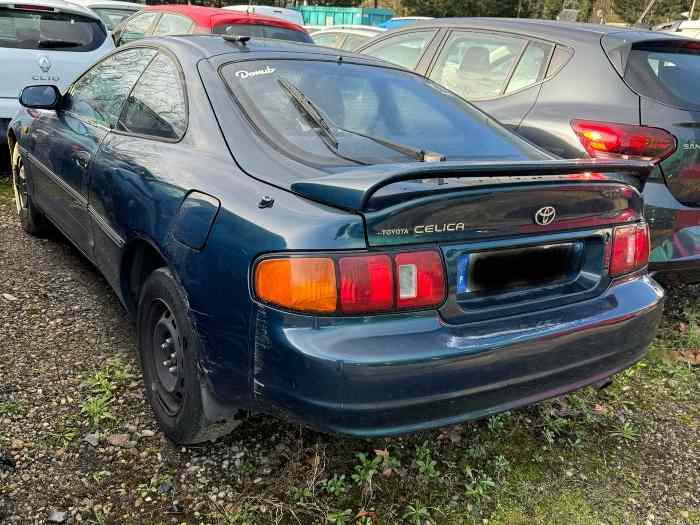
left=336, top=126, right=445, bottom=163
left=38, top=39, right=83, bottom=48
left=277, top=77, right=445, bottom=163
left=277, top=77, right=339, bottom=150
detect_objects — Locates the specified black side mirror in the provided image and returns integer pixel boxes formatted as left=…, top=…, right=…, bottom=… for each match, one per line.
left=19, top=85, right=61, bottom=110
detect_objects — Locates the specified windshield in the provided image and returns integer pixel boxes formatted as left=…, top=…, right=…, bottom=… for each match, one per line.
left=94, top=7, right=139, bottom=31
left=212, top=23, right=311, bottom=43
left=0, top=7, right=106, bottom=51
left=220, top=59, right=546, bottom=167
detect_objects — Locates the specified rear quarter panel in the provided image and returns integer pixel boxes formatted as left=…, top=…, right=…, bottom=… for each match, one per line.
left=518, top=41, right=640, bottom=158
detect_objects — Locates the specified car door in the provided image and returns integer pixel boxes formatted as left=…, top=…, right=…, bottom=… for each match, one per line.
left=114, top=11, right=160, bottom=46
left=87, top=50, right=188, bottom=288
left=360, top=29, right=443, bottom=72
left=151, top=13, right=195, bottom=37
left=426, top=30, right=554, bottom=129
left=28, top=47, right=157, bottom=256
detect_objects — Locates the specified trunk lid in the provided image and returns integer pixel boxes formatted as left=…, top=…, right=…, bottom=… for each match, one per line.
left=291, top=158, right=652, bottom=322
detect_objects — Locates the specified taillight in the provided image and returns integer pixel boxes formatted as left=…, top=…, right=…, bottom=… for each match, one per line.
left=571, top=120, right=676, bottom=162
left=254, top=257, right=337, bottom=313
left=609, top=223, right=650, bottom=276
left=339, top=254, right=393, bottom=314
left=394, top=251, right=445, bottom=309
left=254, top=250, right=446, bottom=315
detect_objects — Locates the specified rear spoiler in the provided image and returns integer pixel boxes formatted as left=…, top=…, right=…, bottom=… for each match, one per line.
left=290, top=159, right=654, bottom=211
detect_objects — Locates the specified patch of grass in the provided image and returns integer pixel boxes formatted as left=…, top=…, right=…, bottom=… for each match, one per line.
left=0, top=179, right=12, bottom=202
left=80, top=396, right=115, bottom=428
left=489, top=487, right=615, bottom=525
left=0, top=400, right=26, bottom=418
left=79, top=356, right=133, bottom=430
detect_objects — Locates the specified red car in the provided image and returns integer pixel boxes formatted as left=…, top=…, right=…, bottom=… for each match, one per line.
left=112, top=4, right=311, bottom=46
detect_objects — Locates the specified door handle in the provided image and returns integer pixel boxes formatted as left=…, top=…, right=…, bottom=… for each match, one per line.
left=73, top=151, right=91, bottom=170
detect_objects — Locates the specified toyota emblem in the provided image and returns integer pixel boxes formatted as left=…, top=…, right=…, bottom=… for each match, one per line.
left=534, top=206, right=556, bottom=226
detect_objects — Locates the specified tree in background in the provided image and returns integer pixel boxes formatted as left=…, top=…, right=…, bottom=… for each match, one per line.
left=400, top=0, right=593, bottom=20
left=613, top=0, right=691, bottom=24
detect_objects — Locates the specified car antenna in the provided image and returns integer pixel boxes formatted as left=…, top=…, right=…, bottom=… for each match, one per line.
left=222, top=35, right=251, bottom=45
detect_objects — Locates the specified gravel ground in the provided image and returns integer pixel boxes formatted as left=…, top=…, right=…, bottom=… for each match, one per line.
left=0, top=178, right=698, bottom=525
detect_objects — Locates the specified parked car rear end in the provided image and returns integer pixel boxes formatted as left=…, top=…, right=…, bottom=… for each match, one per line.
left=7, top=37, right=665, bottom=440
left=0, top=0, right=113, bottom=144
left=356, top=19, right=700, bottom=282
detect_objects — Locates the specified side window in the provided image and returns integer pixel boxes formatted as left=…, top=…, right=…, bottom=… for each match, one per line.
left=152, top=13, right=193, bottom=36
left=428, top=31, right=527, bottom=99
left=362, top=30, right=436, bottom=70
left=313, top=32, right=341, bottom=48
left=66, top=48, right=156, bottom=128
left=505, top=41, right=553, bottom=93
left=341, top=33, right=371, bottom=51
left=118, top=53, right=187, bottom=140
left=118, top=11, right=158, bottom=45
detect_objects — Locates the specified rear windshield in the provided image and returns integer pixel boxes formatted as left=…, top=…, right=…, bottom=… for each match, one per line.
left=624, top=40, right=700, bottom=110
left=220, top=59, right=546, bottom=168
left=93, top=7, right=138, bottom=31
left=0, top=7, right=105, bottom=51
left=213, top=23, right=311, bottom=43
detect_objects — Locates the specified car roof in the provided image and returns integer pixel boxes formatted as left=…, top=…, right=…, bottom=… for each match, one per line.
left=312, top=26, right=384, bottom=36
left=144, top=4, right=303, bottom=30
left=401, top=17, right=677, bottom=45
left=69, top=0, right=142, bottom=9
left=0, top=0, right=102, bottom=20
left=145, top=33, right=394, bottom=64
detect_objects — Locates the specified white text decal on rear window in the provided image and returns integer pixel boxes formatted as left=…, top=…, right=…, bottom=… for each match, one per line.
left=235, top=66, right=276, bottom=79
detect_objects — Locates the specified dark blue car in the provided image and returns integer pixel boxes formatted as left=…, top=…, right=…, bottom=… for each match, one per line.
left=7, top=35, right=664, bottom=444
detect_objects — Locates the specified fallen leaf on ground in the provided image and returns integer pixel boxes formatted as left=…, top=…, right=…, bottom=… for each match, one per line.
left=670, top=349, right=700, bottom=365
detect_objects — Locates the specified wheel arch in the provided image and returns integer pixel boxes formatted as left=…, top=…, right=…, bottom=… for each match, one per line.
left=119, top=237, right=169, bottom=316
left=7, top=129, right=18, bottom=171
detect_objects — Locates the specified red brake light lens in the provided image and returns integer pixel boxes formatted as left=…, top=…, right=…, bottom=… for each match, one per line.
left=394, top=251, right=446, bottom=309
left=339, top=255, right=393, bottom=314
left=634, top=222, right=650, bottom=269
left=609, top=223, right=650, bottom=276
left=571, top=120, right=676, bottom=162
left=13, top=4, right=53, bottom=10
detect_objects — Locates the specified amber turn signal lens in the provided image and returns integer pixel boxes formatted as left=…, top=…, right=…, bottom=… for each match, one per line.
left=254, top=257, right=337, bottom=313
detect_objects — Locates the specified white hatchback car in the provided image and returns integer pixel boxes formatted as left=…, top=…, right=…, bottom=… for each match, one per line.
left=68, top=0, right=143, bottom=31
left=0, top=0, right=114, bottom=145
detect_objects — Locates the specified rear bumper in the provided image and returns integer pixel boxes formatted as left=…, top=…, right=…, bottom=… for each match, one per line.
left=203, top=274, right=663, bottom=436
left=644, top=181, right=700, bottom=282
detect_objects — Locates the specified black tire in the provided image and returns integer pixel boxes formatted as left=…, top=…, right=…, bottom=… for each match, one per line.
left=11, top=144, right=50, bottom=237
left=137, top=267, right=240, bottom=444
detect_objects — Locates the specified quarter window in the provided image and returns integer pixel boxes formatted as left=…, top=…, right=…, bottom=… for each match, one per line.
left=66, top=48, right=157, bottom=128
left=428, top=31, right=527, bottom=99
left=118, top=53, right=187, bottom=139
left=505, top=41, right=553, bottom=93
left=118, top=11, right=158, bottom=45
left=362, top=30, right=436, bottom=70
left=152, top=13, right=193, bottom=36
